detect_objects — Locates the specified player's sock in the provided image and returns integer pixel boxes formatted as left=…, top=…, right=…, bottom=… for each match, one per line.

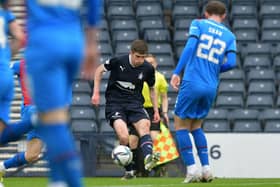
left=36, top=123, right=83, bottom=187
left=0, top=119, right=33, bottom=144
left=175, top=129, right=195, bottom=166
left=139, top=134, right=153, bottom=158
left=131, top=148, right=138, bottom=172
left=4, top=152, right=27, bottom=169
left=191, top=128, right=209, bottom=166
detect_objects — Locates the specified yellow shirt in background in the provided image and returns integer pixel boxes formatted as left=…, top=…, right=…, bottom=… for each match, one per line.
left=142, top=71, right=168, bottom=108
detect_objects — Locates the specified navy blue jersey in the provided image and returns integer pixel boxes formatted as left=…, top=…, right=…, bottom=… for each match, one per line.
left=178, top=19, right=236, bottom=88
left=104, top=55, right=155, bottom=105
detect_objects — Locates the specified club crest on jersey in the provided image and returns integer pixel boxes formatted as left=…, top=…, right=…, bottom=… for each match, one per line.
left=138, top=72, right=143, bottom=80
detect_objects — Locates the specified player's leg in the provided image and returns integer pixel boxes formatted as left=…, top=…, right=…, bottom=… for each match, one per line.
left=130, top=107, right=160, bottom=172
left=190, top=88, right=216, bottom=183
left=26, top=38, right=84, bottom=187
left=173, top=81, right=200, bottom=183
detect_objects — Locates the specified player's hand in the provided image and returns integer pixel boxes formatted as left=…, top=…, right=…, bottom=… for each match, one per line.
left=152, top=111, right=160, bottom=123
left=91, top=92, right=100, bottom=106
left=170, top=74, right=181, bottom=91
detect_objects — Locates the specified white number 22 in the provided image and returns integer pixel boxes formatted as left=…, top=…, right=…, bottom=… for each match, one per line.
left=196, top=34, right=226, bottom=64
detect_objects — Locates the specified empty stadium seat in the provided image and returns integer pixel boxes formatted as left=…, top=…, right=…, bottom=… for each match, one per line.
left=72, top=93, right=91, bottom=107
left=259, top=5, right=280, bottom=19
left=174, top=19, right=193, bottom=31
left=229, top=109, right=259, bottom=122
left=220, top=69, right=245, bottom=82
left=246, top=94, right=274, bottom=109
left=114, top=42, right=131, bottom=56
left=156, top=55, right=175, bottom=69
left=230, top=5, right=257, bottom=20
left=264, top=121, right=280, bottom=132
left=248, top=81, right=275, bottom=96
left=261, top=30, right=280, bottom=43
left=110, top=19, right=137, bottom=32
left=215, top=95, right=244, bottom=109
left=235, top=29, right=258, bottom=43
left=262, top=18, right=280, bottom=30
left=143, top=29, right=171, bottom=43
left=107, top=5, right=134, bottom=20
left=136, top=4, right=163, bottom=21
left=72, top=80, right=92, bottom=94
left=203, top=121, right=231, bottom=132
left=71, top=106, right=96, bottom=121
left=218, top=81, right=245, bottom=98
left=232, top=18, right=259, bottom=31
left=71, top=120, right=98, bottom=133
left=139, top=19, right=165, bottom=35
left=243, top=55, right=271, bottom=70
left=98, top=43, right=113, bottom=56
left=148, top=43, right=173, bottom=56
left=273, top=56, right=280, bottom=71
left=206, top=108, right=229, bottom=121
left=172, top=5, right=199, bottom=21
left=246, top=69, right=275, bottom=84
left=241, top=43, right=272, bottom=58
left=173, top=30, right=189, bottom=46
left=112, top=30, right=138, bottom=44
left=232, top=121, right=262, bottom=132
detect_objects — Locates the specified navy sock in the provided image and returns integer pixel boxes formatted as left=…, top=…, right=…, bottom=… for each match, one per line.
left=131, top=149, right=138, bottom=171
left=191, top=128, right=209, bottom=166
left=175, top=129, right=195, bottom=166
left=0, top=119, right=33, bottom=144
left=4, top=152, right=27, bottom=169
left=35, top=124, right=83, bottom=187
left=139, top=134, right=153, bottom=158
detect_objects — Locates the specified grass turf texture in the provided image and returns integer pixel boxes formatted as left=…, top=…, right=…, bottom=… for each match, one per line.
left=2, top=177, right=280, bottom=187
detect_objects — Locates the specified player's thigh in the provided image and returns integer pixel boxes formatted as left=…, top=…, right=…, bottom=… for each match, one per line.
left=174, top=82, right=198, bottom=119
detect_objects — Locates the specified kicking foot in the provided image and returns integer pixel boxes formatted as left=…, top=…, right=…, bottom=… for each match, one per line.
left=144, top=152, right=160, bottom=171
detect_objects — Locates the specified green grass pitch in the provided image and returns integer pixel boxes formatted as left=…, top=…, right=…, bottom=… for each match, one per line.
left=2, top=177, right=280, bottom=187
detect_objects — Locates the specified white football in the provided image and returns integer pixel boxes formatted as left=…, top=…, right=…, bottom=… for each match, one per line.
left=111, top=145, right=133, bottom=166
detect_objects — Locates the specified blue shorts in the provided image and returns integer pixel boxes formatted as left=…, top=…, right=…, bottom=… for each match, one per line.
left=174, top=81, right=216, bottom=119
left=0, top=67, right=14, bottom=123
left=21, top=105, right=41, bottom=141
left=25, top=27, right=83, bottom=112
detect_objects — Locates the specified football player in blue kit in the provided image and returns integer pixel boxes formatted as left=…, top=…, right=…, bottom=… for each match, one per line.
left=170, top=1, right=236, bottom=183
left=25, top=1, right=100, bottom=187
left=0, top=0, right=24, bottom=125
left=92, top=40, right=161, bottom=179
left=0, top=1, right=101, bottom=187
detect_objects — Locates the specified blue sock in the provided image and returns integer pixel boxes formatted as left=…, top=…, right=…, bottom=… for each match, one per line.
left=0, top=119, right=33, bottom=144
left=191, top=128, right=209, bottom=166
left=4, top=152, right=27, bottom=169
left=35, top=123, right=83, bottom=187
left=175, top=129, right=195, bottom=166
left=139, top=134, right=153, bottom=158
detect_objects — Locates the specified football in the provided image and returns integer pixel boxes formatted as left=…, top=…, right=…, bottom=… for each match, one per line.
left=111, top=145, right=133, bottom=166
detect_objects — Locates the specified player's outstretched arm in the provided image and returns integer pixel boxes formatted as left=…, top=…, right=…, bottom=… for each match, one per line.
left=220, top=52, right=236, bottom=73
left=91, top=64, right=105, bottom=106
